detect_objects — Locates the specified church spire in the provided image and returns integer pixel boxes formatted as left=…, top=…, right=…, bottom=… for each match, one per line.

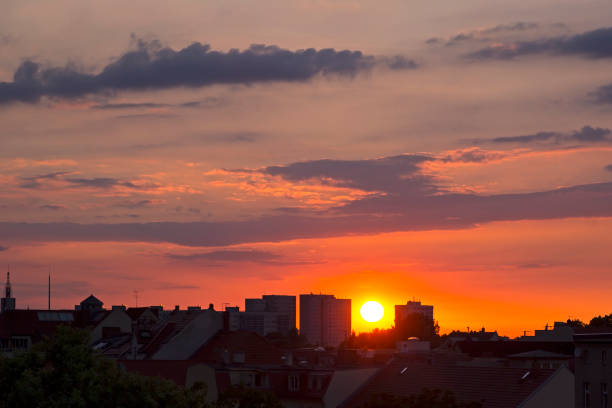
left=5, top=267, right=11, bottom=299
left=1, top=266, right=16, bottom=313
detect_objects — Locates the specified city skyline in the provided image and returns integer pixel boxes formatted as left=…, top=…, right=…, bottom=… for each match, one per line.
left=1, top=0, right=612, bottom=337
left=0, top=270, right=573, bottom=339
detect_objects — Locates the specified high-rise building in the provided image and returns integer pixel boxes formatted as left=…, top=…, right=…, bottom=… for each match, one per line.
left=394, top=300, right=434, bottom=328
left=226, top=295, right=297, bottom=336
left=299, top=294, right=351, bottom=347
left=1, top=270, right=16, bottom=313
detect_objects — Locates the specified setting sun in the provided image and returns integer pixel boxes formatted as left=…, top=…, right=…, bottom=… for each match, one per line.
left=360, top=301, right=384, bottom=323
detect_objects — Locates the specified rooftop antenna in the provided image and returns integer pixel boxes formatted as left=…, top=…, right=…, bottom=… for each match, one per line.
left=133, top=290, right=139, bottom=307
left=48, top=266, right=51, bottom=310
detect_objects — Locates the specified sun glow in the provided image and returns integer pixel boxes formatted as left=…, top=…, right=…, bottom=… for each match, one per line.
left=360, top=300, right=384, bottom=323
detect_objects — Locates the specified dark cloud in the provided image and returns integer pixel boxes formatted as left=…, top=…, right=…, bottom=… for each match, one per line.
left=39, top=204, right=65, bottom=211
left=476, top=126, right=611, bottom=145
left=263, top=154, right=435, bottom=195
left=19, top=173, right=157, bottom=190
left=605, top=164, right=612, bottom=172
left=0, top=245, right=8, bottom=252
left=19, top=171, right=70, bottom=189
left=591, top=84, right=612, bottom=104
left=428, top=22, right=542, bottom=47
left=92, top=102, right=170, bottom=109
left=65, top=177, right=142, bottom=189
left=0, top=181, right=610, bottom=247
left=425, top=37, right=443, bottom=45
left=468, top=26, right=612, bottom=60
left=166, top=249, right=281, bottom=263
left=92, top=97, right=223, bottom=110
left=0, top=40, right=416, bottom=105
left=440, top=148, right=508, bottom=163
left=114, top=113, right=178, bottom=120
left=114, top=200, right=153, bottom=209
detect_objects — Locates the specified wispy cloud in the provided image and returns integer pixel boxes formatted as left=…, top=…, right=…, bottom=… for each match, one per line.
left=472, top=126, right=612, bottom=145
left=467, top=26, right=612, bottom=60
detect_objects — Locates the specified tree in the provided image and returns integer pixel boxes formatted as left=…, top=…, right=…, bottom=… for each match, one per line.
left=396, top=313, right=439, bottom=341
left=0, top=326, right=209, bottom=408
left=588, top=314, right=612, bottom=328
left=565, top=318, right=585, bottom=328
left=216, top=384, right=283, bottom=408
left=361, top=388, right=482, bottom=408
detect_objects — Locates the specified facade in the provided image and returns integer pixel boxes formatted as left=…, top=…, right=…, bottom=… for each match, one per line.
left=1, top=271, right=16, bottom=313
left=394, top=300, right=434, bottom=328
left=225, top=295, right=297, bottom=337
left=0, top=309, right=89, bottom=355
left=245, top=295, right=296, bottom=335
left=300, top=294, right=351, bottom=348
left=574, top=332, right=612, bottom=408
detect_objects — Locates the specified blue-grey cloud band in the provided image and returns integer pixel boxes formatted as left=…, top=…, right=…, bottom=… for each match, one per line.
left=0, top=41, right=416, bottom=105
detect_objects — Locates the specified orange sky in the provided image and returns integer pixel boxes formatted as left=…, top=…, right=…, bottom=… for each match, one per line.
left=1, top=0, right=612, bottom=339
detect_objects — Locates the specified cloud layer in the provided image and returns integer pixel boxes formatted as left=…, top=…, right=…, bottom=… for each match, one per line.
left=468, top=27, right=612, bottom=60
left=0, top=40, right=415, bottom=105
left=473, top=125, right=612, bottom=145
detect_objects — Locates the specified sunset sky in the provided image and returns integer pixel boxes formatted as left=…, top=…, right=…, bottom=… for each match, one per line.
left=1, top=0, right=612, bottom=336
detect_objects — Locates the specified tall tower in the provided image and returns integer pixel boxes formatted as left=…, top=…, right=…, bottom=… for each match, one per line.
left=1, top=268, right=16, bottom=313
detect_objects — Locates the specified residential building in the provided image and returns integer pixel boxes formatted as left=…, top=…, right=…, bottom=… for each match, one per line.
left=574, top=331, right=612, bottom=408
left=340, top=354, right=574, bottom=408
left=300, top=294, right=351, bottom=348
left=0, top=309, right=89, bottom=355
left=519, top=321, right=575, bottom=342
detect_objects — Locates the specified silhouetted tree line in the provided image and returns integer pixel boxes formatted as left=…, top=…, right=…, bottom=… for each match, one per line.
left=342, top=312, right=441, bottom=349
left=566, top=313, right=612, bottom=329
left=360, top=389, right=482, bottom=408
left=0, top=326, right=282, bottom=408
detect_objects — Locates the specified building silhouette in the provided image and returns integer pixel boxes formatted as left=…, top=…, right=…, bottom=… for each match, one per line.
left=1, top=270, right=16, bottom=313
left=300, top=294, right=351, bottom=347
left=395, top=300, right=434, bottom=327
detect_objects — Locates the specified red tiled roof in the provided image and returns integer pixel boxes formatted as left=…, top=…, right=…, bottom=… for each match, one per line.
left=190, top=330, right=285, bottom=366
left=139, top=310, right=203, bottom=358
left=341, top=355, right=559, bottom=408
left=126, top=307, right=149, bottom=320
left=0, top=309, right=89, bottom=340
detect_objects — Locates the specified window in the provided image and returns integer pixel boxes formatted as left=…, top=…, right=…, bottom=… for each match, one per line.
left=232, top=352, right=246, bottom=363
left=602, top=383, right=608, bottom=408
left=585, top=382, right=591, bottom=408
left=12, top=338, right=28, bottom=351
left=288, top=375, right=300, bottom=392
